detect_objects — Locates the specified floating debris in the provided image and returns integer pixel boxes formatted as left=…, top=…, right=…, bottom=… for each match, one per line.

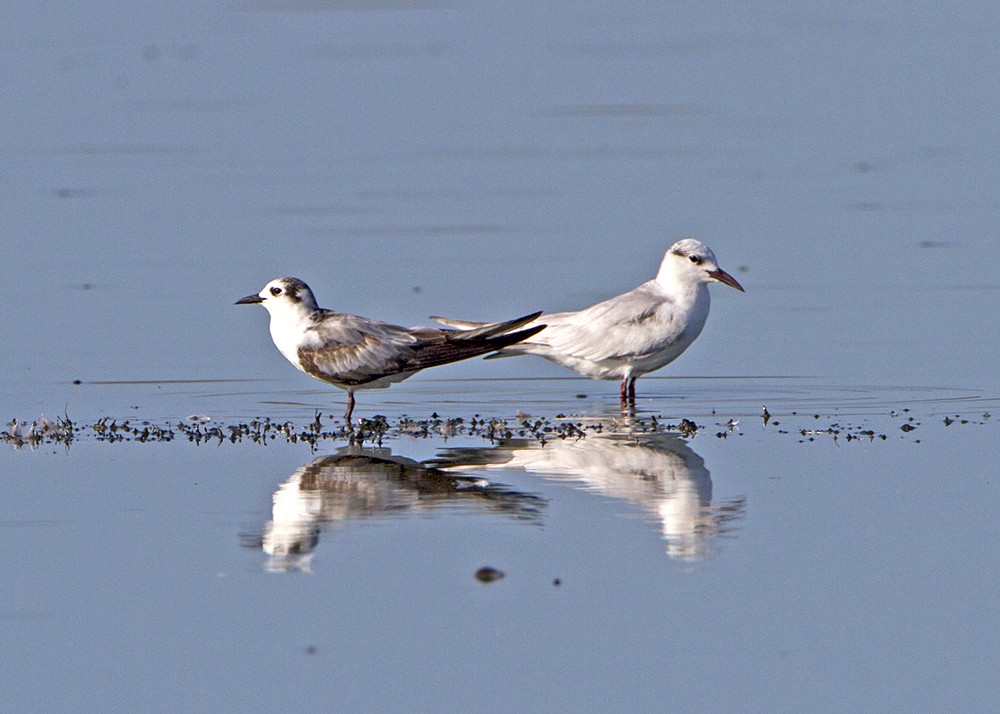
left=4, top=411, right=636, bottom=449
left=677, top=419, right=700, bottom=439
left=475, top=567, right=505, bottom=584
left=1, top=414, right=75, bottom=450
left=1, top=405, right=956, bottom=451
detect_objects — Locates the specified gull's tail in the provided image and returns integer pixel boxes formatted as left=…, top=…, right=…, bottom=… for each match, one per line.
left=430, top=315, right=490, bottom=330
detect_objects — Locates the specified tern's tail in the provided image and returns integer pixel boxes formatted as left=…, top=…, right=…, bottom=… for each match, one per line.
left=406, top=315, right=545, bottom=373
left=446, top=311, right=543, bottom=341
left=478, top=323, right=546, bottom=352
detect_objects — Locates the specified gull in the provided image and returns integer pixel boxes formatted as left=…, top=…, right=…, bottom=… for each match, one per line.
left=431, top=430, right=746, bottom=562
left=432, top=238, right=744, bottom=403
left=236, top=277, right=544, bottom=423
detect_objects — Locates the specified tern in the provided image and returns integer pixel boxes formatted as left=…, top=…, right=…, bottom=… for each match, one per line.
left=236, top=277, right=544, bottom=423
left=431, top=239, right=744, bottom=404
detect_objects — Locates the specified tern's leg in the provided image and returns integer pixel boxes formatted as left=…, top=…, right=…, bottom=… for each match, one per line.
left=627, top=377, right=637, bottom=401
left=619, top=376, right=629, bottom=401
left=344, top=392, right=356, bottom=426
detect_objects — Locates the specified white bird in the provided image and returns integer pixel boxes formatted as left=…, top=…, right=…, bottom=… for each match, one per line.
left=432, top=239, right=744, bottom=403
left=432, top=430, right=746, bottom=562
left=236, top=277, right=544, bottom=423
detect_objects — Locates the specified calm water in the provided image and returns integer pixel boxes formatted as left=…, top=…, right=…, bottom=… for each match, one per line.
left=3, top=0, right=1000, bottom=711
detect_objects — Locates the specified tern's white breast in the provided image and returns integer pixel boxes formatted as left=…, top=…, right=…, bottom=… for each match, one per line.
left=267, top=307, right=317, bottom=371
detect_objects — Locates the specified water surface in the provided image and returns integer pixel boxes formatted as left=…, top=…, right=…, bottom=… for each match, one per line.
left=3, top=0, right=1000, bottom=711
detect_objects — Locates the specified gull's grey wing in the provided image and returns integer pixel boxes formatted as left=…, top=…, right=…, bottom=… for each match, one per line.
left=434, top=286, right=683, bottom=363
left=430, top=316, right=489, bottom=329
left=518, top=282, right=684, bottom=363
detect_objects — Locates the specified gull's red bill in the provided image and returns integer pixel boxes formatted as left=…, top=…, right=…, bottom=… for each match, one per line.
left=707, top=268, right=745, bottom=292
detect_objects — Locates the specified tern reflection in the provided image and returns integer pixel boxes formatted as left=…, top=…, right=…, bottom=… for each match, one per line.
left=433, top=431, right=745, bottom=562
left=247, top=447, right=544, bottom=572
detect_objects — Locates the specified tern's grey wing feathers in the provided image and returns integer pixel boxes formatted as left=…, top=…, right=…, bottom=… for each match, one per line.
left=429, top=311, right=542, bottom=338
left=296, top=343, right=400, bottom=386
left=298, top=312, right=544, bottom=386
left=403, top=325, right=544, bottom=373
left=298, top=316, right=426, bottom=386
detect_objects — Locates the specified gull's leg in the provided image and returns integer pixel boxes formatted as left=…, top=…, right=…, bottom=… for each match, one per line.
left=619, top=376, right=634, bottom=414
left=344, top=392, right=356, bottom=427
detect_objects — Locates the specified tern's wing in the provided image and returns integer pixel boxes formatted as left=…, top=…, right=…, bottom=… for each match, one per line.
left=297, top=315, right=428, bottom=385
left=299, top=313, right=543, bottom=386
left=530, top=283, right=684, bottom=362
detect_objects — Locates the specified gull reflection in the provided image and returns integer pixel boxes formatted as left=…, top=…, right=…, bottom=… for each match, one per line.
left=246, top=447, right=545, bottom=572
left=433, top=430, right=745, bottom=562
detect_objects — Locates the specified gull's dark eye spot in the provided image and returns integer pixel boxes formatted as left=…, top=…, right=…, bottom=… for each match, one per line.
left=689, top=254, right=703, bottom=265
left=270, top=286, right=282, bottom=296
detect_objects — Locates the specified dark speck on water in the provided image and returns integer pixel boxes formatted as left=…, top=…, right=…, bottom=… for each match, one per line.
left=475, top=567, right=505, bottom=584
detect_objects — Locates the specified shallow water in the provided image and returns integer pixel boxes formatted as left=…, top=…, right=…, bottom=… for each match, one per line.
left=4, top=0, right=1000, bottom=711
left=4, top=381, right=998, bottom=711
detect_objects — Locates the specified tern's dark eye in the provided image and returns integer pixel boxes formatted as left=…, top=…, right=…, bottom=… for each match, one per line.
left=689, top=254, right=703, bottom=265
left=270, top=286, right=282, bottom=296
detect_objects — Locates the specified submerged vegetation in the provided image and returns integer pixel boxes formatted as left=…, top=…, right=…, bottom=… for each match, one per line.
left=2, top=405, right=982, bottom=451
left=2, top=411, right=669, bottom=449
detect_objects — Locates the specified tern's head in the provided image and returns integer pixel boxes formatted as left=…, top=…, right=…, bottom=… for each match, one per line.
left=235, top=277, right=320, bottom=314
left=657, top=239, right=745, bottom=292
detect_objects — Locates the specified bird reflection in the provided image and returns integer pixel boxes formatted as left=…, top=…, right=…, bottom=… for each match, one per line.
left=245, top=447, right=545, bottom=572
left=432, top=429, right=745, bottom=562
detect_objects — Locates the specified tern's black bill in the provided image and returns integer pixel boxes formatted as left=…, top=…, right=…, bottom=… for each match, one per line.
left=707, top=268, right=745, bottom=292
left=235, top=294, right=264, bottom=305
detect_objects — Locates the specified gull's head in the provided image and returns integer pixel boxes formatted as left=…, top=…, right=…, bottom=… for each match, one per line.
left=658, top=239, right=745, bottom=292
left=235, top=277, right=320, bottom=315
